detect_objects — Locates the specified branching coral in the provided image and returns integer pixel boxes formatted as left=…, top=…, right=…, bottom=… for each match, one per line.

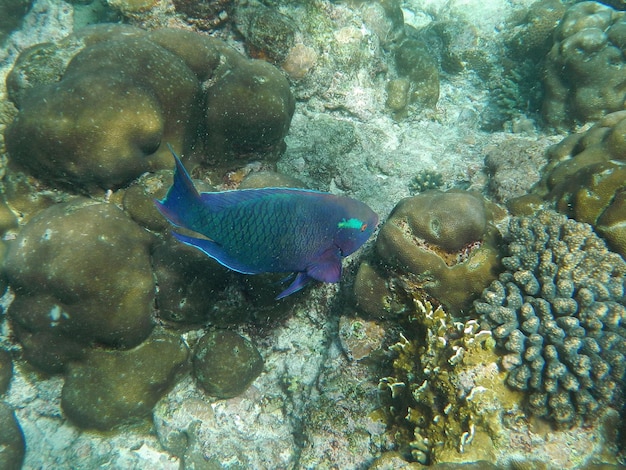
left=379, top=299, right=510, bottom=464
left=475, top=210, right=626, bottom=427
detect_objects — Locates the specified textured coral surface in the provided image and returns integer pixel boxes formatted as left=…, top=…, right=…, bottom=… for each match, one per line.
left=476, top=211, right=626, bottom=426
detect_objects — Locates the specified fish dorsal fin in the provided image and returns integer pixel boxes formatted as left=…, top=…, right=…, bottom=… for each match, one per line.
left=307, top=248, right=342, bottom=283
left=199, top=187, right=328, bottom=212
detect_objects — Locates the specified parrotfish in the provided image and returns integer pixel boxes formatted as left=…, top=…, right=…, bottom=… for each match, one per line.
left=155, top=147, right=379, bottom=299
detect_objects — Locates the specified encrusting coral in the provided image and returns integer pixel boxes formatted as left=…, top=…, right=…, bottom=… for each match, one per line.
left=475, top=210, right=626, bottom=427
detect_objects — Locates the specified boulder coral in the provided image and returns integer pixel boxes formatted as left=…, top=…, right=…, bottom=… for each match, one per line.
left=5, top=24, right=294, bottom=194
left=4, top=199, right=155, bottom=373
left=525, top=110, right=626, bottom=258
left=372, top=190, right=501, bottom=314
left=61, top=330, right=188, bottom=431
left=192, top=330, right=264, bottom=399
left=542, top=1, right=626, bottom=128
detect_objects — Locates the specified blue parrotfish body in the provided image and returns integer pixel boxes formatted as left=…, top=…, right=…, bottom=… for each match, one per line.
left=155, top=147, right=379, bottom=299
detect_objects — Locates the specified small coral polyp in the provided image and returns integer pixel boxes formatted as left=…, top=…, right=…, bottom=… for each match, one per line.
left=475, top=210, right=626, bottom=427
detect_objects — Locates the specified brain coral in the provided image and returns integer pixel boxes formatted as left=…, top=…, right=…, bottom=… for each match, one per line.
left=475, top=210, right=626, bottom=426
left=542, top=1, right=626, bottom=128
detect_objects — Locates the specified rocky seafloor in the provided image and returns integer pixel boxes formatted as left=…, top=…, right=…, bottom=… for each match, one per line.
left=0, top=0, right=624, bottom=469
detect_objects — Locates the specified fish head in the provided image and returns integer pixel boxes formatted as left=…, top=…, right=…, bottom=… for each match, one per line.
left=333, top=203, right=379, bottom=257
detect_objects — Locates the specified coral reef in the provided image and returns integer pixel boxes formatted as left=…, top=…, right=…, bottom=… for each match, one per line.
left=192, top=330, right=264, bottom=399
left=4, top=199, right=155, bottom=373
left=378, top=299, right=516, bottom=465
left=5, top=24, right=294, bottom=193
left=172, top=0, right=233, bottom=30
left=483, top=135, right=554, bottom=204
left=151, top=239, right=230, bottom=325
left=391, top=38, right=440, bottom=115
left=0, top=0, right=32, bottom=44
left=542, top=1, right=626, bottom=128
left=481, top=0, right=567, bottom=131
left=106, top=0, right=156, bottom=15
left=61, top=330, right=188, bottom=430
left=475, top=210, right=626, bottom=427
left=526, top=110, right=626, bottom=258
left=373, top=190, right=501, bottom=314
left=506, top=0, right=567, bottom=60
left=236, top=4, right=296, bottom=64
left=0, top=350, right=12, bottom=395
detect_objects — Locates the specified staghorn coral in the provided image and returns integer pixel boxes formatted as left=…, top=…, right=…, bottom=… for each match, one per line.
left=475, top=210, right=626, bottom=427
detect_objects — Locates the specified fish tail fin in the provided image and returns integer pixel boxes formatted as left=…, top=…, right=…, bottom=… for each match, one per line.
left=154, top=144, right=202, bottom=229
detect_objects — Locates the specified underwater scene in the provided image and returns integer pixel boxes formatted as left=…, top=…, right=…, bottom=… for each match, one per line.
left=0, top=0, right=625, bottom=468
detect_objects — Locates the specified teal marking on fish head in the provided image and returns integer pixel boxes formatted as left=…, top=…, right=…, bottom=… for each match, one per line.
left=334, top=207, right=378, bottom=257
left=338, top=218, right=366, bottom=230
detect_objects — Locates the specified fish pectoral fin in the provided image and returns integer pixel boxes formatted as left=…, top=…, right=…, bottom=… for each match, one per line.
left=276, top=272, right=312, bottom=299
left=172, top=231, right=260, bottom=275
left=307, top=256, right=342, bottom=283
